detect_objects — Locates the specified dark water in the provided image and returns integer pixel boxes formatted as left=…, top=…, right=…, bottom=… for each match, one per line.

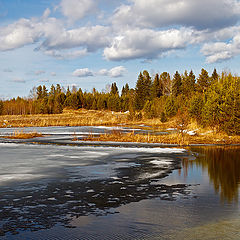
left=0, top=129, right=239, bottom=239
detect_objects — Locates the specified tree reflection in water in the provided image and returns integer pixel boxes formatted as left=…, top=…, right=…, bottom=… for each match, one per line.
left=182, top=147, right=240, bottom=203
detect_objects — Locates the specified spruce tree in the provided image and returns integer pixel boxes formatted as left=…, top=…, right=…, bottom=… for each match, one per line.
left=135, top=71, right=152, bottom=110
left=197, top=68, right=210, bottom=93
left=172, top=71, right=182, bottom=97
left=151, top=73, right=163, bottom=98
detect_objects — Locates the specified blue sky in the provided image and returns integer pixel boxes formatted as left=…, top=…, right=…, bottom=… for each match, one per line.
left=1, top=0, right=240, bottom=98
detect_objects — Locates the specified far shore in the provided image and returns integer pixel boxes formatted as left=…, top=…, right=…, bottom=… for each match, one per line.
left=0, top=109, right=240, bottom=145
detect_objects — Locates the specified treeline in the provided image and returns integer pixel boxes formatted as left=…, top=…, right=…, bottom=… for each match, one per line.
left=0, top=68, right=239, bottom=135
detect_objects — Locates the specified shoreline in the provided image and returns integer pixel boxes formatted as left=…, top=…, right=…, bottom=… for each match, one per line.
left=1, top=137, right=240, bottom=148
left=0, top=109, right=239, bottom=145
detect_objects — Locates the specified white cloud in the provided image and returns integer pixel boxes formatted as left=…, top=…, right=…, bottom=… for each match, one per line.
left=112, top=0, right=240, bottom=30
left=104, top=28, right=193, bottom=61
left=51, top=72, right=56, bottom=76
left=109, top=66, right=127, bottom=77
left=1, top=1, right=240, bottom=65
left=201, top=33, right=240, bottom=63
left=0, top=15, right=110, bottom=57
left=59, top=0, right=96, bottom=22
left=40, top=25, right=110, bottom=52
left=72, top=68, right=94, bottom=77
left=43, top=8, right=51, bottom=19
left=44, top=49, right=87, bottom=59
left=98, top=68, right=108, bottom=76
left=0, top=18, right=42, bottom=51
left=98, top=66, right=127, bottom=77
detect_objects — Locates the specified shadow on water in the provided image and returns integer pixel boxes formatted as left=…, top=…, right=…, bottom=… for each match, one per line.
left=181, top=146, right=240, bottom=203
left=0, top=152, right=193, bottom=236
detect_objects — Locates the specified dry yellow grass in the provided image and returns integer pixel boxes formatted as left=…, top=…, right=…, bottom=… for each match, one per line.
left=0, top=109, right=170, bottom=128
left=83, top=131, right=240, bottom=145
left=1, top=131, right=43, bottom=139
left=0, top=109, right=239, bottom=144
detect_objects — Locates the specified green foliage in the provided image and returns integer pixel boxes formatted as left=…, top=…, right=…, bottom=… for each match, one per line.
left=165, top=96, right=177, bottom=117
left=143, top=100, right=156, bottom=119
left=188, top=94, right=204, bottom=123
left=135, top=71, right=152, bottom=110
left=151, top=73, right=163, bottom=98
left=110, top=82, right=119, bottom=95
left=182, top=70, right=196, bottom=96
left=2, top=69, right=240, bottom=135
left=172, top=71, right=182, bottom=97
left=197, top=68, right=210, bottom=93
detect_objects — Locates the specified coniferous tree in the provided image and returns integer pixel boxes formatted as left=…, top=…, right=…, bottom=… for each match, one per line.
left=42, top=85, right=48, bottom=98
left=197, top=68, right=210, bottom=93
left=151, top=73, right=163, bottom=98
left=182, top=70, right=196, bottom=96
left=172, top=71, right=182, bottom=97
left=211, top=68, right=219, bottom=84
left=160, top=72, right=171, bottom=95
left=110, top=82, right=119, bottom=95
left=36, top=85, right=43, bottom=100
left=135, top=70, right=152, bottom=110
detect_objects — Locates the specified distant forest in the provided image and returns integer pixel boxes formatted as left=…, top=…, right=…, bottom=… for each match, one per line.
left=0, top=69, right=239, bottom=135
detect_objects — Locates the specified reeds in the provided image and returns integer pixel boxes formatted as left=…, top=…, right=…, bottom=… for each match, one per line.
left=1, top=131, right=43, bottom=139
left=83, top=131, right=240, bottom=145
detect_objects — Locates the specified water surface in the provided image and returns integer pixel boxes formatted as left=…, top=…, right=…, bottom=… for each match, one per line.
left=0, top=127, right=239, bottom=239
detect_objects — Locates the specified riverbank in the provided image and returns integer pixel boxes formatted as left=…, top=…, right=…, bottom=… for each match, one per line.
left=0, top=109, right=239, bottom=145
left=0, top=109, right=164, bottom=128
left=82, top=131, right=240, bottom=145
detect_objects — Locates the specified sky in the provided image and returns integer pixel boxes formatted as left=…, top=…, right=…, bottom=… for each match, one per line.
left=1, top=0, right=240, bottom=98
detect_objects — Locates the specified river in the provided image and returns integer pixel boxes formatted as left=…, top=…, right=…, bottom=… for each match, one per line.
left=0, top=126, right=239, bottom=239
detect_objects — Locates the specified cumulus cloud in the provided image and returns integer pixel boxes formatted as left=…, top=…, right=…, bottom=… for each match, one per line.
left=104, top=28, right=193, bottom=61
left=99, top=66, right=127, bottom=77
left=201, top=33, right=240, bottom=63
left=59, top=0, right=96, bottom=22
left=72, top=68, right=94, bottom=77
left=0, top=18, right=42, bottom=51
left=0, top=14, right=110, bottom=57
left=1, top=1, right=240, bottom=64
left=112, top=0, right=240, bottom=30
left=39, top=25, right=110, bottom=52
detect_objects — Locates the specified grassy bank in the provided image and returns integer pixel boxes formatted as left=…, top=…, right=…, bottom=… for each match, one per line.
left=0, top=109, right=239, bottom=144
left=83, top=131, right=240, bottom=145
left=0, top=109, right=166, bottom=128
left=1, top=131, right=43, bottom=139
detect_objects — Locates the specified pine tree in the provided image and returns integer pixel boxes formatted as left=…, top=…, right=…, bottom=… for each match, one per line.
left=160, top=72, right=171, bottom=95
left=36, top=85, right=43, bottom=100
left=182, top=70, right=196, bottom=96
left=197, top=68, right=210, bottom=93
left=151, top=73, right=163, bottom=98
left=135, top=71, right=152, bottom=110
left=110, top=82, right=119, bottom=95
left=211, top=68, right=219, bottom=84
left=172, top=71, right=182, bottom=97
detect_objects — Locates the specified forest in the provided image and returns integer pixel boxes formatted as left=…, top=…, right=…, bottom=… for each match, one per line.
left=0, top=69, right=239, bottom=135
